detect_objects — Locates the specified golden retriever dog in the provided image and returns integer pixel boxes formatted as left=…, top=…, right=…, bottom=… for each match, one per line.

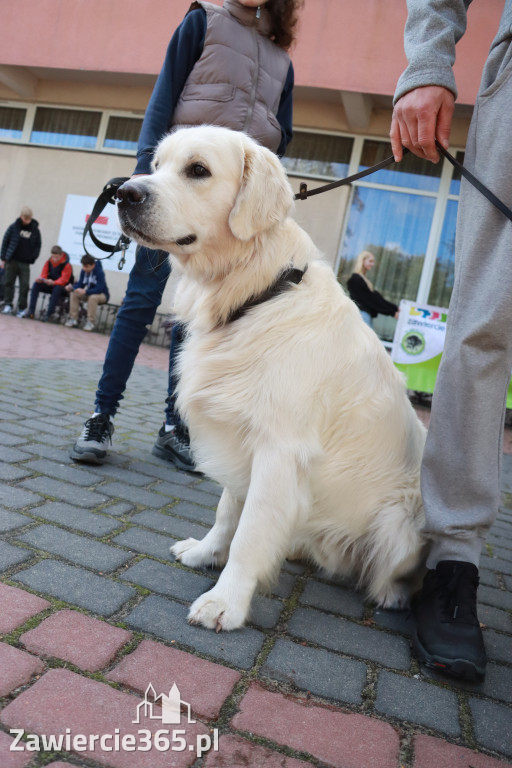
left=117, top=126, right=427, bottom=632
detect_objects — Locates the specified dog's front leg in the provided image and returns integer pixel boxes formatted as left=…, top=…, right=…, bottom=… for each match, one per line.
left=171, top=487, right=242, bottom=568
left=187, top=448, right=304, bottom=631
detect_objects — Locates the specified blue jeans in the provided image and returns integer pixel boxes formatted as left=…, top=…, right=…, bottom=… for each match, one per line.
left=28, top=282, right=66, bottom=317
left=360, top=310, right=373, bottom=328
left=94, top=247, right=183, bottom=426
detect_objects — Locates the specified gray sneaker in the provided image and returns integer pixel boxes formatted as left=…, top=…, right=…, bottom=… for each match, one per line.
left=70, top=414, right=114, bottom=464
left=152, top=424, right=200, bottom=473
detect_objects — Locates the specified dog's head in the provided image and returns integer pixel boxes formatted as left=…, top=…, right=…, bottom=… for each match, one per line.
left=117, top=126, right=294, bottom=272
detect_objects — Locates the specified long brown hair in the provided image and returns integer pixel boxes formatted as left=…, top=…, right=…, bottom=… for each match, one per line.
left=267, top=0, right=304, bottom=49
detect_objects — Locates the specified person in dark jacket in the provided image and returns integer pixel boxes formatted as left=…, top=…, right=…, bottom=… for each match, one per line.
left=1, top=207, right=42, bottom=317
left=27, top=245, right=73, bottom=321
left=65, top=254, right=109, bottom=332
left=70, top=0, right=303, bottom=469
left=347, top=250, right=399, bottom=328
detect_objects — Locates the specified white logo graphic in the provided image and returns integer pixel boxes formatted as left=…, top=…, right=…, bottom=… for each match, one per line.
left=133, top=683, right=196, bottom=725
left=10, top=682, right=219, bottom=757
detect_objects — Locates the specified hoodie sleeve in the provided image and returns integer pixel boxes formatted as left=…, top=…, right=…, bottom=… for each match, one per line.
left=1, top=223, right=14, bottom=261
left=73, top=269, right=85, bottom=290
left=31, top=224, right=42, bottom=263
left=276, top=63, right=294, bottom=157
left=394, top=0, right=472, bottom=104
left=86, top=262, right=109, bottom=297
left=40, top=259, right=50, bottom=280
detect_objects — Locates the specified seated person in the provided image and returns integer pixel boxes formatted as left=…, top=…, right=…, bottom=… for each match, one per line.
left=27, top=245, right=72, bottom=321
left=65, top=254, right=109, bottom=332
left=347, top=250, right=399, bottom=328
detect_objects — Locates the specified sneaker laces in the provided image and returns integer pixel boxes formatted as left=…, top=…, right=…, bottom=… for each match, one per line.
left=434, top=562, right=479, bottom=625
left=81, top=415, right=113, bottom=444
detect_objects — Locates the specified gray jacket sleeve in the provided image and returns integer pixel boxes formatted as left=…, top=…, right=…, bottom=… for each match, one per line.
left=394, top=0, right=473, bottom=104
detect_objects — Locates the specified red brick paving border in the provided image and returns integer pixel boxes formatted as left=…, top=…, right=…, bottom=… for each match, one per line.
left=232, top=682, right=400, bottom=768
left=106, top=638, right=241, bottom=720
left=0, top=583, right=50, bottom=634
left=413, top=734, right=512, bottom=768
left=0, top=668, right=211, bottom=768
left=204, top=733, right=311, bottom=767
left=0, top=729, right=32, bottom=768
left=0, top=643, right=44, bottom=697
left=20, top=610, right=132, bottom=672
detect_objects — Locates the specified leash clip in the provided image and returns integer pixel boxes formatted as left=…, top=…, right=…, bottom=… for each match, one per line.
left=298, top=182, right=308, bottom=200
left=117, top=235, right=131, bottom=270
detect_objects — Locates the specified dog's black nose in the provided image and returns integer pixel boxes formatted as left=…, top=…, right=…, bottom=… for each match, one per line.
left=116, top=182, right=148, bottom=205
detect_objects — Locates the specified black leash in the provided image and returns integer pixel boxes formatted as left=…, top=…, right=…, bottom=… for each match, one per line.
left=82, top=176, right=131, bottom=269
left=293, top=151, right=408, bottom=200
left=84, top=142, right=512, bottom=271
left=294, top=140, right=512, bottom=223
left=435, top=140, right=512, bottom=222
left=85, top=154, right=406, bottom=265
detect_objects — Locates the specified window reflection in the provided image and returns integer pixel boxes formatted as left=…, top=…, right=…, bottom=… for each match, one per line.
left=449, top=151, right=464, bottom=195
left=359, top=140, right=442, bottom=192
left=428, top=199, right=458, bottom=307
left=339, top=187, right=436, bottom=340
left=282, top=131, right=353, bottom=178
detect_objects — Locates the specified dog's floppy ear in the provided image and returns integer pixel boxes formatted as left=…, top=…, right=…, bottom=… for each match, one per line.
left=228, top=137, right=294, bottom=241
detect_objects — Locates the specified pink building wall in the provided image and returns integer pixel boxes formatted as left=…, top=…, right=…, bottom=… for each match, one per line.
left=2, top=0, right=503, bottom=105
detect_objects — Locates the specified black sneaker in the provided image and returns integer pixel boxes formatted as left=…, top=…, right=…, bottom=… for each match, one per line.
left=70, top=414, right=114, bottom=464
left=412, top=560, right=487, bottom=682
left=152, top=424, right=199, bottom=473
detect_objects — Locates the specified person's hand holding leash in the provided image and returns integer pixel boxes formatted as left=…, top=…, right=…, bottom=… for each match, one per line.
left=390, top=85, right=455, bottom=163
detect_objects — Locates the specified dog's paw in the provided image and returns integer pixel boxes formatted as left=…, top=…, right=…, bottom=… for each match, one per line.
left=171, top=538, right=205, bottom=568
left=171, top=537, right=228, bottom=569
left=376, top=583, right=411, bottom=610
left=187, top=590, right=247, bottom=632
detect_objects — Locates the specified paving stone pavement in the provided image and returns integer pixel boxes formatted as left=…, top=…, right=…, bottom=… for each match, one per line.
left=0, top=349, right=511, bottom=768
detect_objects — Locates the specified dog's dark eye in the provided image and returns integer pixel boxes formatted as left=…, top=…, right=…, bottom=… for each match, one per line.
left=186, top=163, right=211, bottom=179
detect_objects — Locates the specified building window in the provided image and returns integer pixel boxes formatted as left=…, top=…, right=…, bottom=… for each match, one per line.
left=449, top=150, right=465, bottom=194
left=337, top=139, right=452, bottom=341
left=428, top=199, right=458, bottom=307
left=359, top=139, right=442, bottom=192
left=282, top=131, right=353, bottom=178
left=0, top=106, right=26, bottom=139
left=104, top=116, right=143, bottom=151
left=30, top=107, right=102, bottom=148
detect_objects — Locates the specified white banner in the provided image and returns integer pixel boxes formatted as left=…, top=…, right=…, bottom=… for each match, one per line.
left=57, top=194, right=137, bottom=273
left=391, top=299, right=448, bottom=365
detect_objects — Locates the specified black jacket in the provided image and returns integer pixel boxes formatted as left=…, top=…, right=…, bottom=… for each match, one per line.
left=347, top=273, right=398, bottom=319
left=1, top=218, right=42, bottom=264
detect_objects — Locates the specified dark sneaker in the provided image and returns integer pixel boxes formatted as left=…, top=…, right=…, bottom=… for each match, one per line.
left=412, top=560, right=487, bottom=682
left=70, top=414, right=114, bottom=464
left=152, top=424, right=199, bottom=473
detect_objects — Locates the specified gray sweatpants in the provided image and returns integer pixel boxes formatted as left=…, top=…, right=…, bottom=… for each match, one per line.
left=421, top=37, right=512, bottom=568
